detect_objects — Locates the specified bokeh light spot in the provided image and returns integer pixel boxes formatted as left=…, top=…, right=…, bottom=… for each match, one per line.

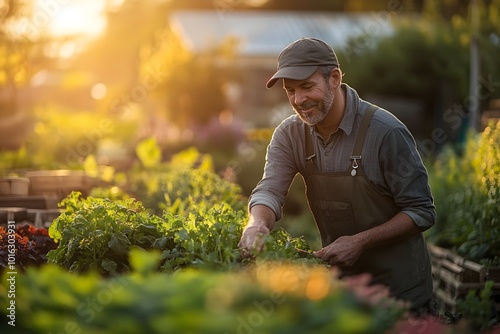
left=91, top=83, right=107, bottom=100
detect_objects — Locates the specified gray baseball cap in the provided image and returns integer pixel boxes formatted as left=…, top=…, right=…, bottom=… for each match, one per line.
left=266, top=37, right=339, bottom=88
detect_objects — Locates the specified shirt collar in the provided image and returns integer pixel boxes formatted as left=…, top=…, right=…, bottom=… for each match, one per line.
left=308, top=83, right=360, bottom=138
left=337, top=83, right=359, bottom=136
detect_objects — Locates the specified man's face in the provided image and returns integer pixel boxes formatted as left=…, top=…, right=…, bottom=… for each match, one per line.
left=283, top=71, right=334, bottom=126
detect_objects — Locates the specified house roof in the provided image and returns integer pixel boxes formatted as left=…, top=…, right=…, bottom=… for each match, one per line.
left=169, top=10, right=395, bottom=58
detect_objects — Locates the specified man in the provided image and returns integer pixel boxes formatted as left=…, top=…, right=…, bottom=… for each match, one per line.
left=238, top=37, right=436, bottom=312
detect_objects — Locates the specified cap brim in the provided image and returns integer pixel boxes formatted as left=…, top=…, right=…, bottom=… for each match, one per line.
left=266, top=66, right=318, bottom=88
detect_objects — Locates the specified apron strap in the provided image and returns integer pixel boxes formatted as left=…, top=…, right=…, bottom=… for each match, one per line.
left=304, top=126, right=316, bottom=168
left=349, top=104, right=378, bottom=176
left=351, top=104, right=378, bottom=158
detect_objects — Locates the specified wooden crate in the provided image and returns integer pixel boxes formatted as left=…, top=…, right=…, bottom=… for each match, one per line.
left=429, top=244, right=500, bottom=315
left=0, top=177, right=29, bottom=196
left=26, top=170, right=94, bottom=201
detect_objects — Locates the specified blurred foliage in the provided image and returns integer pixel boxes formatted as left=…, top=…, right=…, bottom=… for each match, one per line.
left=0, top=0, right=45, bottom=116
left=89, top=185, right=129, bottom=201
left=128, top=142, right=246, bottom=216
left=0, top=104, right=139, bottom=171
left=343, top=21, right=467, bottom=102
left=343, top=17, right=497, bottom=105
left=341, top=0, right=500, bottom=135
left=140, top=27, right=228, bottom=127
left=1, top=248, right=405, bottom=334
left=0, top=0, right=55, bottom=151
left=457, top=280, right=498, bottom=331
left=135, top=137, right=161, bottom=168
left=427, top=120, right=500, bottom=264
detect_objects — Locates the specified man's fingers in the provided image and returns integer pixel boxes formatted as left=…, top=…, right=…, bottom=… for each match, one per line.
left=313, top=248, right=336, bottom=264
left=238, top=225, right=270, bottom=257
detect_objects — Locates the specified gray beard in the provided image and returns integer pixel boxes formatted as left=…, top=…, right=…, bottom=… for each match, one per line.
left=294, top=89, right=334, bottom=126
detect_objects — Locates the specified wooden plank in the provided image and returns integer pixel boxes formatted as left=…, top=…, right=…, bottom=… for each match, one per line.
left=439, top=258, right=481, bottom=283
left=429, top=243, right=500, bottom=317
left=463, top=260, right=486, bottom=282
left=437, top=268, right=500, bottom=291
left=488, top=267, right=500, bottom=281
left=428, top=244, right=449, bottom=259
left=429, top=245, right=486, bottom=282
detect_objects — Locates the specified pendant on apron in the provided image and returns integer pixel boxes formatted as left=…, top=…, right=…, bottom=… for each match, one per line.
left=350, top=156, right=360, bottom=177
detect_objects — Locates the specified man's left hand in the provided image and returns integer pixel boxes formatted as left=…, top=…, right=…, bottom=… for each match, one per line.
left=313, top=235, right=366, bottom=267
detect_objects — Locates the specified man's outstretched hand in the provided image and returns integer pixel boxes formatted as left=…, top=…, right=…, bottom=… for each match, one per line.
left=238, top=225, right=270, bottom=257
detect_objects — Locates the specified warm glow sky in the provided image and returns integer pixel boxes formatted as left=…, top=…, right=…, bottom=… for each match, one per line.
left=32, top=0, right=121, bottom=38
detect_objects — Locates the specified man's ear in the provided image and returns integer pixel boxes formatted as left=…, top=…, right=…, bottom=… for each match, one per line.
left=330, top=68, right=342, bottom=89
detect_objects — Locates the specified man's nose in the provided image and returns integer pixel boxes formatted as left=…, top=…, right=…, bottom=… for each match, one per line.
left=294, top=90, right=306, bottom=106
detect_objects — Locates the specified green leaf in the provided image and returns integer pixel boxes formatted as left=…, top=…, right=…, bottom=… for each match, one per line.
left=169, top=147, right=201, bottom=169
left=101, top=259, right=118, bottom=274
left=129, top=247, right=160, bottom=274
left=135, top=137, right=161, bottom=168
left=175, top=229, right=189, bottom=242
left=152, top=237, right=169, bottom=249
left=108, top=232, right=131, bottom=254
left=83, top=154, right=98, bottom=178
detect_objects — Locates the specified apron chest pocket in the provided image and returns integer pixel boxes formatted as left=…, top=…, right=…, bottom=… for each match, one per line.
left=315, top=200, right=357, bottom=241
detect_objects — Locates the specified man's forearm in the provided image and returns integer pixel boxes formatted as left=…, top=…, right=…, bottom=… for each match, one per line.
left=356, top=212, right=423, bottom=250
left=314, top=212, right=424, bottom=266
left=247, top=204, right=277, bottom=231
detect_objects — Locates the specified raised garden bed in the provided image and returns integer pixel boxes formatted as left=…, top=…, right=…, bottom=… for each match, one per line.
left=429, top=244, right=500, bottom=316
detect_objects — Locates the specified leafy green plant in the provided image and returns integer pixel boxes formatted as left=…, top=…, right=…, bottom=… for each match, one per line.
left=47, top=192, right=166, bottom=274
left=456, top=281, right=498, bottom=331
left=47, top=191, right=314, bottom=274
left=157, top=203, right=247, bottom=272
left=427, top=121, right=500, bottom=263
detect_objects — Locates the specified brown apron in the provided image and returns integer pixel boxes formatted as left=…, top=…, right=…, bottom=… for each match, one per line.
left=301, top=105, right=432, bottom=307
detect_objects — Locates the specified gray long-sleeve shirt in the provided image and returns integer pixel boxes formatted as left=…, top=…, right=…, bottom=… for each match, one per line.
left=249, top=83, right=436, bottom=228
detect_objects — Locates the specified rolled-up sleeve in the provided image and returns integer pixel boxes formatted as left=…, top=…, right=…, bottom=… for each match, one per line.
left=248, top=121, right=299, bottom=221
left=379, top=127, right=436, bottom=229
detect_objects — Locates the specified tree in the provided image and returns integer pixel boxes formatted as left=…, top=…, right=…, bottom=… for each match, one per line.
left=341, top=0, right=500, bottom=144
left=0, top=0, right=55, bottom=149
left=1, top=0, right=30, bottom=117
